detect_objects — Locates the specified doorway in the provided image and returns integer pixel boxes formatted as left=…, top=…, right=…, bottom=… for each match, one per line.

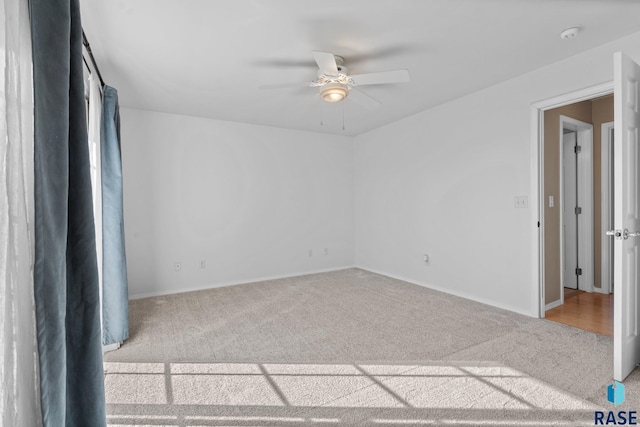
left=559, top=116, right=594, bottom=295
left=538, top=94, right=614, bottom=336
left=562, top=129, right=579, bottom=290
left=532, top=53, right=640, bottom=382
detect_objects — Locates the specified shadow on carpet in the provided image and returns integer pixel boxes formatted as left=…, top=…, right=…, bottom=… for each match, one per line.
left=105, top=360, right=603, bottom=426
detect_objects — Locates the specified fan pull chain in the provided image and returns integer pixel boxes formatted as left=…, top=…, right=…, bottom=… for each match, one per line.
left=342, top=106, right=345, bottom=131
left=320, top=109, right=323, bottom=126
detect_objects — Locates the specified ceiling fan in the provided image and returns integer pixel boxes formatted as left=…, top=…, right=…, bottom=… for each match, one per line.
left=262, top=51, right=411, bottom=109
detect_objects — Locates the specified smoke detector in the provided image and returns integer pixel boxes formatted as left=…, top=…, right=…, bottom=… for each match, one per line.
left=560, top=27, right=581, bottom=40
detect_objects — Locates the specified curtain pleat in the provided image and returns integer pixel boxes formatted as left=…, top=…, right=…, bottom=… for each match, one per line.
left=30, top=0, right=106, bottom=425
left=101, top=85, right=129, bottom=345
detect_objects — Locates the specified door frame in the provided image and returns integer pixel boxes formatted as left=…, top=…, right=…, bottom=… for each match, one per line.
left=599, top=121, right=615, bottom=294
left=558, top=115, right=594, bottom=296
left=530, top=82, right=613, bottom=318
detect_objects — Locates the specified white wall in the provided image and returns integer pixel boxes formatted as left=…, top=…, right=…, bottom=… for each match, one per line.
left=121, top=108, right=354, bottom=297
left=121, top=31, right=640, bottom=315
left=354, top=31, right=640, bottom=316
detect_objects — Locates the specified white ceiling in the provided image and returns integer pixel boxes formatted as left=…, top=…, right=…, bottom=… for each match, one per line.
left=80, top=0, right=640, bottom=136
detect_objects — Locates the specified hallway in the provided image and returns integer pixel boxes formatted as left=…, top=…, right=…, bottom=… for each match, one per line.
left=545, top=289, right=613, bottom=336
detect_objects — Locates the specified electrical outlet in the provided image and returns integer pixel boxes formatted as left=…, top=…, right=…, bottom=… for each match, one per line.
left=423, top=254, right=430, bottom=264
left=324, top=248, right=328, bottom=256
left=199, top=260, right=206, bottom=269
left=174, top=262, right=182, bottom=272
left=514, top=196, right=528, bottom=208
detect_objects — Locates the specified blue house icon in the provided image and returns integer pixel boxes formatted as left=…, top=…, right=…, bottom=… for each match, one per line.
left=607, top=381, right=625, bottom=406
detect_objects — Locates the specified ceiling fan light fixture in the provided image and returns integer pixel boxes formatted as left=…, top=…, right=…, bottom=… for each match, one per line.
left=320, top=83, right=349, bottom=103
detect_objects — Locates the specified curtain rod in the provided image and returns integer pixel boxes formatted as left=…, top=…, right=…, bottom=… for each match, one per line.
left=82, top=30, right=105, bottom=88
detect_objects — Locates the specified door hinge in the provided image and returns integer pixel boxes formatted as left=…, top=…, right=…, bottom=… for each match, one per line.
left=574, top=145, right=582, bottom=154
left=537, top=221, right=540, bottom=228
left=575, top=206, right=582, bottom=215
left=575, top=267, right=583, bottom=276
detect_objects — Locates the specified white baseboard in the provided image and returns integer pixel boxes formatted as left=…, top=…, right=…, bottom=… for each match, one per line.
left=130, top=264, right=538, bottom=318
left=354, top=265, right=533, bottom=317
left=128, top=265, right=357, bottom=300
left=545, top=299, right=562, bottom=311
left=593, top=285, right=611, bottom=294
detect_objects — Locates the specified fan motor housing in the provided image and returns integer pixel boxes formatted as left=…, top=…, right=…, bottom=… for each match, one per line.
left=317, top=55, right=347, bottom=78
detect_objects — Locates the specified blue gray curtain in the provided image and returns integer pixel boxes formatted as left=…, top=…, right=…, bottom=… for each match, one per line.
left=101, top=86, right=130, bottom=345
left=30, top=0, right=107, bottom=425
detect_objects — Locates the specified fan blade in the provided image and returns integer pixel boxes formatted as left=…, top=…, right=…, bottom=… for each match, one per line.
left=348, top=87, right=382, bottom=110
left=349, top=69, right=410, bottom=86
left=259, top=82, right=312, bottom=90
left=346, top=44, right=423, bottom=66
left=251, top=58, right=316, bottom=68
left=312, top=51, right=339, bottom=76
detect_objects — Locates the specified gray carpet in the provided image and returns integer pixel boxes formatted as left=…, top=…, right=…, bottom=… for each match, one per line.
left=104, top=268, right=640, bottom=426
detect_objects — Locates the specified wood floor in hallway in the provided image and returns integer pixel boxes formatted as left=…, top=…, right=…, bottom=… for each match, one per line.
left=545, top=289, right=613, bottom=336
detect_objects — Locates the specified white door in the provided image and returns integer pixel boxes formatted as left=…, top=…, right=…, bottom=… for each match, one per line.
left=563, top=132, right=579, bottom=290
left=613, top=52, right=640, bottom=382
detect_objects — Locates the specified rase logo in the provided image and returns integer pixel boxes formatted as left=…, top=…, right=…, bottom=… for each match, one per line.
left=609, top=381, right=626, bottom=406
left=594, top=381, right=637, bottom=425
